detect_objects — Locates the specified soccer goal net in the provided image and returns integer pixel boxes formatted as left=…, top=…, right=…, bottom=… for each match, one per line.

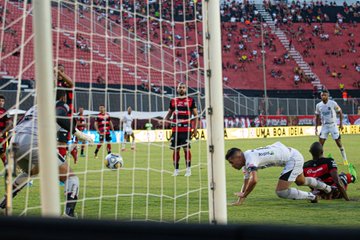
left=0, top=0, right=227, bottom=223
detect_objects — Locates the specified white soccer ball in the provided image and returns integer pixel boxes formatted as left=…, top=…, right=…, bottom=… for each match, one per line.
left=104, top=153, right=124, bottom=169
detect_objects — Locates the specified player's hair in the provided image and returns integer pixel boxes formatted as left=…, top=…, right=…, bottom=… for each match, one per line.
left=177, top=82, right=186, bottom=88
left=321, top=89, right=329, bottom=94
left=0, top=94, right=5, bottom=100
left=99, top=104, right=105, bottom=107
left=58, top=63, right=65, bottom=68
left=56, top=90, right=66, bottom=100
left=309, top=142, right=323, bottom=157
left=225, top=148, right=241, bottom=161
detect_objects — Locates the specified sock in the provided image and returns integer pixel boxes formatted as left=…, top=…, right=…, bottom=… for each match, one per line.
left=64, top=176, right=79, bottom=217
left=58, top=147, right=67, bottom=158
left=107, top=144, right=111, bottom=154
left=0, top=172, right=29, bottom=209
left=173, top=150, right=180, bottom=169
left=276, top=188, right=315, bottom=200
left=80, top=146, right=84, bottom=155
left=95, top=145, right=101, bottom=155
left=131, top=139, right=135, bottom=146
left=184, top=149, right=191, bottom=168
left=121, top=143, right=125, bottom=150
left=340, top=147, right=347, bottom=161
left=304, top=177, right=331, bottom=193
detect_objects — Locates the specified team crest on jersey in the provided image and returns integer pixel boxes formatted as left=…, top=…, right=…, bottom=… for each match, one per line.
left=328, top=107, right=331, bottom=110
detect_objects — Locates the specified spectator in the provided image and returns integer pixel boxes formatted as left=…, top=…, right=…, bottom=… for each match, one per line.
left=339, top=83, right=345, bottom=92
left=342, top=90, right=348, bottom=104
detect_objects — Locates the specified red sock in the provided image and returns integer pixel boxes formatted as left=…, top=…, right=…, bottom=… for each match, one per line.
left=184, top=149, right=191, bottom=168
left=107, top=144, right=111, bottom=153
left=173, top=150, right=180, bottom=169
left=58, top=147, right=67, bottom=158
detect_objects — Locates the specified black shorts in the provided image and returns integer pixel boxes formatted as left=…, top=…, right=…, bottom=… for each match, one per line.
left=57, top=131, right=68, bottom=143
left=170, top=132, right=191, bottom=150
left=99, top=134, right=112, bottom=142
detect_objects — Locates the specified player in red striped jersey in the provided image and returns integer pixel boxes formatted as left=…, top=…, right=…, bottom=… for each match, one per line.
left=303, top=142, right=354, bottom=200
left=163, top=83, right=198, bottom=177
left=0, top=95, right=12, bottom=166
left=55, top=64, right=78, bottom=163
left=94, top=105, right=114, bottom=158
left=76, top=107, right=87, bottom=157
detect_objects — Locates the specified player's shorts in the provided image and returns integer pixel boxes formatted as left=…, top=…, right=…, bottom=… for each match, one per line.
left=11, top=133, right=66, bottom=174
left=124, top=128, right=133, bottom=136
left=57, top=131, right=68, bottom=143
left=99, top=134, right=112, bottom=142
left=170, top=131, right=191, bottom=150
left=320, top=123, right=340, bottom=140
left=0, top=137, right=7, bottom=154
left=279, top=148, right=304, bottom=182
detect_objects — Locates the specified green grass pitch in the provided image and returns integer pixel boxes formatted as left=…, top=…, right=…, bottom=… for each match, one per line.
left=1, top=135, right=360, bottom=226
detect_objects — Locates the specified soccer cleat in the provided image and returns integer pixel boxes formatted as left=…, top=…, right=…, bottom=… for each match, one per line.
left=94, top=153, right=98, bottom=159
left=62, top=212, right=77, bottom=219
left=172, top=169, right=179, bottom=177
left=348, top=163, right=357, bottom=182
left=185, top=168, right=191, bottom=177
left=80, top=154, right=86, bottom=157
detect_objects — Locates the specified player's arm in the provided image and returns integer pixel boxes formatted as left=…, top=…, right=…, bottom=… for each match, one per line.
left=233, top=170, right=258, bottom=206
left=94, top=118, right=100, bottom=134
left=315, top=104, right=320, bottom=135
left=192, top=107, right=198, bottom=135
left=337, top=107, right=344, bottom=130
left=57, top=69, right=74, bottom=88
left=110, top=119, right=115, bottom=132
left=330, top=170, right=350, bottom=201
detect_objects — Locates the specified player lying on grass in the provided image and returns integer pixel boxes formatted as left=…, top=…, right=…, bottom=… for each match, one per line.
left=303, top=142, right=356, bottom=201
left=0, top=90, right=93, bottom=217
left=226, top=142, right=332, bottom=205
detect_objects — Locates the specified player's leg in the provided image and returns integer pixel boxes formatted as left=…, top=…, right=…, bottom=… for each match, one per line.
left=333, top=129, right=347, bottom=164
left=94, top=134, right=104, bottom=158
left=183, top=132, right=192, bottom=177
left=58, top=155, right=79, bottom=218
left=170, top=132, right=180, bottom=176
left=295, top=173, right=331, bottom=193
left=130, top=132, right=135, bottom=150
left=0, top=139, right=7, bottom=165
left=318, top=125, right=329, bottom=146
left=106, top=134, right=112, bottom=154
left=276, top=149, right=319, bottom=201
left=122, top=133, right=128, bottom=151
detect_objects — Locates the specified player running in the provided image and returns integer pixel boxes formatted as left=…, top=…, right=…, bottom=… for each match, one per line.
left=226, top=142, right=332, bottom=205
left=0, top=95, right=12, bottom=166
left=315, top=90, right=348, bottom=165
left=75, top=107, right=87, bottom=157
left=121, top=106, right=135, bottom=151
left=303, top=142, right=355, bottom=200
left=162, top=82, right=198, bottom=177
left=94, top=105, right=114, bottom=158
left=0, top=90, right=92, bottom=217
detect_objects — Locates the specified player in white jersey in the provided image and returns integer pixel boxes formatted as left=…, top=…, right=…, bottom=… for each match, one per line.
left=315, top=90, right=347, bottom=165
left=225, top=142, right=332, bottom=205
left=121, top=106, right=135, bottom=151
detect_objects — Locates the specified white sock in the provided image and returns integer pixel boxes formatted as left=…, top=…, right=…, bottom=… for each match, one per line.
left=304, top=177, right=331, bottom=193
left=131, top=140, right=135, bottom=146
left=277, top=188, right=315, bottom=200
left=121, top=143, right=125, bottom=149
left=340, top=147, right=347, bottom=160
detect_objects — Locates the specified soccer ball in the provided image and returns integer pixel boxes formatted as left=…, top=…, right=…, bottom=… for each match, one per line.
left=104, top=153, right=124, bottom=169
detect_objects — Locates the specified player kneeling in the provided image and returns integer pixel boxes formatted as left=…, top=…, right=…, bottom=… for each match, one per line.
left=226, top=142, right=332, bottom=205
left=0, top=90, right=93, bottom=217
left=303, top=142, right=355, bottom=201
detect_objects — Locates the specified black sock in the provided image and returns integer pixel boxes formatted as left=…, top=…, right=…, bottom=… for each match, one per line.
left=65, top=193, right=77, bottom=217
left=94, top=148, right=99, bottom=155
left=80, top=149, right=84, bottom=155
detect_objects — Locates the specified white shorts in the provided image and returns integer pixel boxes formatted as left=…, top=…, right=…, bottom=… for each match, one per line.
left=320, top=123, right=340, bottom=140
left=124, top=128, right=133, bottom=135
left=279, top=148, right=304, bottom=182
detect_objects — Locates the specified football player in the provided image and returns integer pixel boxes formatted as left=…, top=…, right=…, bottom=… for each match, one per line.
left=226, top=142, right=332, bottom=205
left=303, top=142, right=355, bottom=200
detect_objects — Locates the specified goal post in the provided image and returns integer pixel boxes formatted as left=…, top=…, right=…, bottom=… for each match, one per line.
left=33, top=0, right=60, bottom=216
left=202, top=0, right=228, bottom=224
